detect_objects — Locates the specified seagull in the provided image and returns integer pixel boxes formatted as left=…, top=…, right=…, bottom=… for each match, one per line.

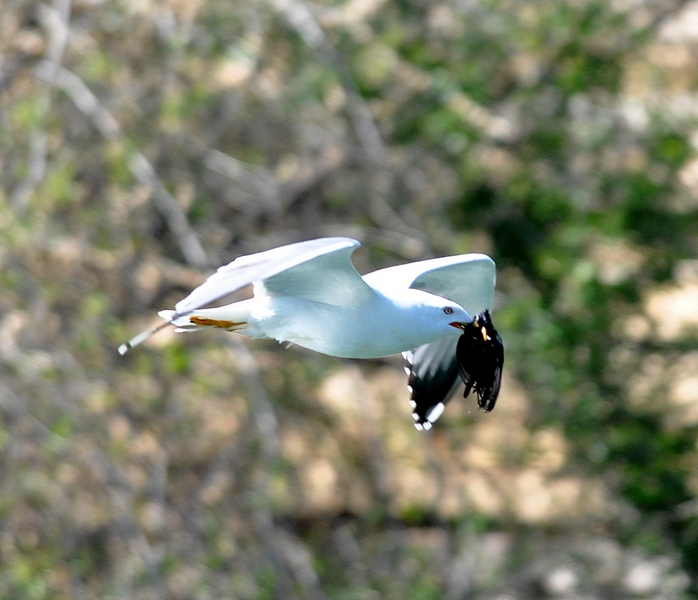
left=119, top=237, right=503, bottom=429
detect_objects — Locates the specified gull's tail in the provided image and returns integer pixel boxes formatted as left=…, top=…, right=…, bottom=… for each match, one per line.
left=118, top=301, right=254, bottom=355
left=118, top=318, right=176, bottom=355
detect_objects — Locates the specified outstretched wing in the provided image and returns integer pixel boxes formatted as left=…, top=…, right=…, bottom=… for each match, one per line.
left=259, top=241, right=376, bottom=307
left=365, top=254, right=496, bottom=428
left=364, top=253, right=495, bottom=312
left=175, top=237, right=365, bottom=313
left=119, top=237, right=368, bottom=354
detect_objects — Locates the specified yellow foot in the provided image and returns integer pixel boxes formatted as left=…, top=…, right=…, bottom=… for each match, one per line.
left=189, top=316, right=246, bottom=331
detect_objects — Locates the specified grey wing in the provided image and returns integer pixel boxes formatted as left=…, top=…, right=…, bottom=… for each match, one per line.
left=175, top=237, right=362, bottom=314
left=260, top=241, right=376, bottom=307
left=118, top=237, right=364, bottom=355
left=363, top=253, right=496, bottom=314
left=365, top=253, right=496, bottom=427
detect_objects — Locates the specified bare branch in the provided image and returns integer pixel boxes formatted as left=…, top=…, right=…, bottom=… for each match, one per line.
left=11, top=0, right=72, bottom=211
left=268, top=0, right=426, bottom=240
left=33, top=60, right=209, bottom=269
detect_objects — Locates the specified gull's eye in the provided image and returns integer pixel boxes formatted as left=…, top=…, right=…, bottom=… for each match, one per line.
left=443, top=306, right=454, bottom=315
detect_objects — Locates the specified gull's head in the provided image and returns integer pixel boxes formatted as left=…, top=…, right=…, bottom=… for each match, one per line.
left=412, top=292, right=471, bottom=335
left=443, top=303, right=472, bottom=333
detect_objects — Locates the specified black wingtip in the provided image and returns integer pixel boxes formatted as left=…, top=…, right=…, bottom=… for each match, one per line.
left=404, top=338, right=461, bottom=430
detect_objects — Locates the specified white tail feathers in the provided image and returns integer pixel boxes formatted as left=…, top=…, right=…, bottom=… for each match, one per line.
left=157, top=310, right=198, bottom=331
left=119, top=301, right=254, bottom=355
left=118, top=310, right=195, bottom=355
left=118, top=316, right=178, bottom=355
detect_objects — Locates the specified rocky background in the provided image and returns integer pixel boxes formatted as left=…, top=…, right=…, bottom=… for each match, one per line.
left=2, top=0, right=698, bottom=598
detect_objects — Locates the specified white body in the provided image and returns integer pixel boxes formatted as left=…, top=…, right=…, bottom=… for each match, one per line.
left=122, top=237, right=496, bottom=361
left=165, top=283, right=467, bottom=359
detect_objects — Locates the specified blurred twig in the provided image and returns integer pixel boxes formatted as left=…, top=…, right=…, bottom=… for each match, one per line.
left=203, top=148, right=282, bottom=214
left=269, top=0, right=384, bottom=160
left=269, top=0, right=427, bottom=242
left=84, top=451, right=168, bottom=599
left=226, top=337, right=327, bottom=600
left=32, top=60, right=209, bottom=269
left=11, top=0, right=71, bottom=212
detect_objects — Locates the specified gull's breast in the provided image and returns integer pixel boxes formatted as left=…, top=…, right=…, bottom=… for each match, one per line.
left=257, top=296, right=411, bottom=359
left=262, top=292, right=456, bottom=358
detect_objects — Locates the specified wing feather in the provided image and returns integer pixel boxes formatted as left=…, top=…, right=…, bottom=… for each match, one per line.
left=175, top=237, right=362, bottom=314
left=403, top=337, right=460, bottom=428
left=260, top=243, right=375, bottom=307
left=364, top=253, right=495, bottom=315
left=119, top=237, right=365, bottom=355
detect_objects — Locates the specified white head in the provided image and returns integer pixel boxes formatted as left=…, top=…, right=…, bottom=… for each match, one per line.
left=398, top=289, right=472, bottom=339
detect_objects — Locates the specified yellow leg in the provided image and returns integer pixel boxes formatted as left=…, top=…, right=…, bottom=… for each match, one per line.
left=189, top=316, right=246, bottom=331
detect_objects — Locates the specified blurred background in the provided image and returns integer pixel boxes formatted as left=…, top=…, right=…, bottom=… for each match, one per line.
left=2, top=0, right=698, bottom=598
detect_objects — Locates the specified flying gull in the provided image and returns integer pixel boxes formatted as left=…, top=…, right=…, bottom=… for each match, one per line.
left=119, top=237, right=503, bottom=429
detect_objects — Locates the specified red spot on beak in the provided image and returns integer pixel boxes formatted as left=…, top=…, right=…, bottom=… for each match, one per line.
left=450, top=322, right=466, bottom=329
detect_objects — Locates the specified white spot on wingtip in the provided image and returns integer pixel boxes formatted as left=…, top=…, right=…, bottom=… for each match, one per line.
left=427, top=402, right=445, bottom=423
left=409, top=400, right=416, bottom=408
left=412, top=412, right=420, bottom=421
left=414, top=422, right=424, bottom=431
left=423, top=421, right=432, bottom=431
